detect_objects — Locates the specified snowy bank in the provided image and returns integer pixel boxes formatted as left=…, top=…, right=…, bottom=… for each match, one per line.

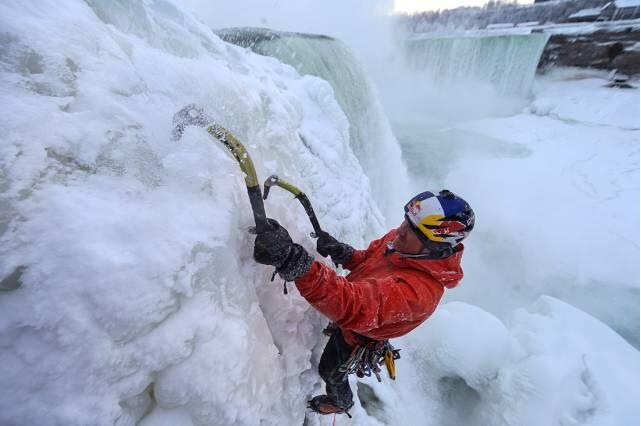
left=398, top=298, right=640, bottom=426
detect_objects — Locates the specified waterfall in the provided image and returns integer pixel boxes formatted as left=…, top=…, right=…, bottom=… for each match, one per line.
left=405, top=33, right=550, bottom=97
left=218, top=27, right=412, bottom=224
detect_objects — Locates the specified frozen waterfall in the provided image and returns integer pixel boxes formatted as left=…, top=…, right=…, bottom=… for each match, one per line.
left=217, top=27, right=413, bottom=224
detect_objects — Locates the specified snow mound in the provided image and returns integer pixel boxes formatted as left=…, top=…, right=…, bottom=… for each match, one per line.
left=398, top=298, right=639, bottom=426
left=531, top=70, right=640, bottom=129
left=410, top=302, right=512, bottom=391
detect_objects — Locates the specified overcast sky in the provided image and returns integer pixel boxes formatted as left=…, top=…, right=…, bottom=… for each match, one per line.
left=394, top=0, right=534, bottom=13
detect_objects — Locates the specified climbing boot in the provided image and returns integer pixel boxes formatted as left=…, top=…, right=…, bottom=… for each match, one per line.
left=307, top=395, right=353, bottom=418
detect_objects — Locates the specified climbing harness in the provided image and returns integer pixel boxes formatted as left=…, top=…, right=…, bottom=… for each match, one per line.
left=339, top=339, right=401, bottom=382
left=324, top=323, right=402, bottom=382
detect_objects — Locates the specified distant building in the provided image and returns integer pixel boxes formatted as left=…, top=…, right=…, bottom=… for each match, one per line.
left=612, top=0, right=640, bottom=19
left=566, top=1, right=640, bottom=22
left=567, top=7, right=605, bottom=22
left=597, top=0, right=640, bottom=20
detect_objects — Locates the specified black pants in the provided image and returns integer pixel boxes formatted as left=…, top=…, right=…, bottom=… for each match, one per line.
left=318, top=328, right=354, bottom=407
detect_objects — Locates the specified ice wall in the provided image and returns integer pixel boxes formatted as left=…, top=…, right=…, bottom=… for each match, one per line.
left=217, top=27, right=412, bottom=224
left=0, top=1, right=384, bottom=424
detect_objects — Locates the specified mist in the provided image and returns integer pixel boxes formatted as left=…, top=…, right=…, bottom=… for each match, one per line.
left=179, top=0, right=396, bottom=56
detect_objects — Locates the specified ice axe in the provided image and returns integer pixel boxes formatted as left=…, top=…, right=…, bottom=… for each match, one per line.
left=171, top=104, right=271, bottom=233
left=262, top=175, right=323, bottom=238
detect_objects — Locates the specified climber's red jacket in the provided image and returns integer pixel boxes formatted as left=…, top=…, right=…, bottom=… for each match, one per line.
left=295, top=229, right=464, bottom=348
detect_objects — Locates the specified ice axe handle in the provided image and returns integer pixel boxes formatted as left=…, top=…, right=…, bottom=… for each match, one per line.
left=247, top=185, right=271, bottom=233
left=296, top=194, right=323, bottom=237
left=262, top=175, right=322, bottom=237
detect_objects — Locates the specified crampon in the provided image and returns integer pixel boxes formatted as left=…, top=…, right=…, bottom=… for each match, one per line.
left=307, top=395, right=353, bottom=418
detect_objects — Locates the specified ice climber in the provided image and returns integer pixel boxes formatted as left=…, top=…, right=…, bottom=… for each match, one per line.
left=252, top=190, right=475, bottom=417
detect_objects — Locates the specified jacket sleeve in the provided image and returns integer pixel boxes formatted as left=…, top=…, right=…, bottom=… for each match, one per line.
left=343, top=230, right=395, bottom=270
left=294, top=261, right=441, bottom=335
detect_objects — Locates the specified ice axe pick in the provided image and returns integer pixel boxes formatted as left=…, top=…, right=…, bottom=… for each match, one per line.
left=171, top=104, right=271, bottom=233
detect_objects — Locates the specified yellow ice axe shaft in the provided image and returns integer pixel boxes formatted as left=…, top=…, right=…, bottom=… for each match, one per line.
left=171, top=105, right=269, bottom=233
left=207, top=124, right=269, bottom=233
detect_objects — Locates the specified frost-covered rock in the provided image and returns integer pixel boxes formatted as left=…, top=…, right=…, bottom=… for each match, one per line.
left=540, top=28, right=640, bottom=76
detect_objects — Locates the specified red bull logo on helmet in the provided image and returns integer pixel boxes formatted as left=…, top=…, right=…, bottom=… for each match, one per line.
left=433, top=220, right=467, bottom=236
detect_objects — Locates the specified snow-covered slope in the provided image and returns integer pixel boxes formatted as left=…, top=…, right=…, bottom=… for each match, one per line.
left=391, top=297, right=639, bottom=426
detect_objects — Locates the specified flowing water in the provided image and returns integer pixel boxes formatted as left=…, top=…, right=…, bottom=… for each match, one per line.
left=217, top=27, right=412, bottom=224
left=405, top=33, right=550, bottom=97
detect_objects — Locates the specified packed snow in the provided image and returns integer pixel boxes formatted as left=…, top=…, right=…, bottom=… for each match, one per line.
left=0, top=1, right=638, bottom=426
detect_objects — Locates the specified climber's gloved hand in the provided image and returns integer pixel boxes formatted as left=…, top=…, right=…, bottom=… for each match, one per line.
left=253, top=218, right=313, bottom=281
left=316, top=230, right=354, bottom=266
left=254, top=219, right=293, bottom=268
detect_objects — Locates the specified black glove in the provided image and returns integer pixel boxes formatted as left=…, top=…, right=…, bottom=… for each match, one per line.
left=253, top=219, right=313, bottom=281
left=316, top=230, right=354, bottom=266
left=254, top=219, right=294, bottom=268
